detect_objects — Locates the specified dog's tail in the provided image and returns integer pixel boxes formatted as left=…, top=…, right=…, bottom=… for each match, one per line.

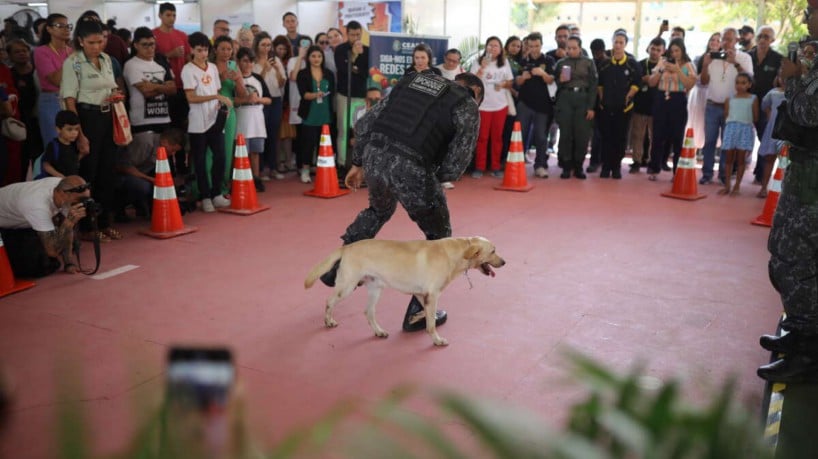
left=304, top=247, right=343, bottom=289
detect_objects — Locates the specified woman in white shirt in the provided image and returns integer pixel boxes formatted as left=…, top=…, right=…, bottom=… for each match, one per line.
left=181, top=32, right=233, bottom=212
left=252, top=32, right=286, bottom=180
left=469, top=36, right=514, bottom=178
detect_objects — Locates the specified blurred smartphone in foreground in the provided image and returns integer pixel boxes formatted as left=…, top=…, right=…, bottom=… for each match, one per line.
left=164, top=347, right=234, bottom=457
left=167, top=347, right=233, bottom=410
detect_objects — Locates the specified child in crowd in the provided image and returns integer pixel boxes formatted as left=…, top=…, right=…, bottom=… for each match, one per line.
left=756, top=75, right=786, bottom=198
left=37, top=110, right=84, bottom=179
left=234, top=47, right=272, bottom=192
left=719, top=72, right=758, bottom=196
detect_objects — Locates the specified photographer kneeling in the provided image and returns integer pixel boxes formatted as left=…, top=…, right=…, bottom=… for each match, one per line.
left=0, top=176, right=91, bottom=276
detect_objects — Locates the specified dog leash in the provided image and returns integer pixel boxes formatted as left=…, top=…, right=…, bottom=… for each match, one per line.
left=464, top=270, right=473, bottom=289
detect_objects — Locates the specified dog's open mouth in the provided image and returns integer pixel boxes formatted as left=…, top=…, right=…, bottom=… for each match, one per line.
left=479, top=262, right=496, bottom=277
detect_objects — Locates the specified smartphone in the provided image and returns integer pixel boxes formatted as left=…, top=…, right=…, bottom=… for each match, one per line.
left=709, top=51, right=727, bottom=60
left=666, top=57, right=675, bottom=64
left=165, top=347, right=234, bottom=456
left=300, top=38, right=310, bottom=49
left=166, top=347, right=234, bottom=411
left=662, top=19, right=669, bottom=26
left=560, top=65, right=572, bottom=81
left=268, top=50, right=276, bottom=60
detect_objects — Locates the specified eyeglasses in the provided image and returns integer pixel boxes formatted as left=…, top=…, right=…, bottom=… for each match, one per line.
left=63, top=184, right=92, bottom=193
left=51, top=23, right=73, bottom=31
left=139, top=42, right=156, bottom=48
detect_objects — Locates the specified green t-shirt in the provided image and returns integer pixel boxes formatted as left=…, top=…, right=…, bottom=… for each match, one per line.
left=304, top=78, right=331, bottom=127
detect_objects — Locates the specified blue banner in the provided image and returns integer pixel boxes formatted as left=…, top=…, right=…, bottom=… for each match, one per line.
left=368, top=33, right=449, bottom=90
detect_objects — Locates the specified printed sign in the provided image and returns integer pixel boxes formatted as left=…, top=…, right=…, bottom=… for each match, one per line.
left=368, top=33, right=448, bottom=90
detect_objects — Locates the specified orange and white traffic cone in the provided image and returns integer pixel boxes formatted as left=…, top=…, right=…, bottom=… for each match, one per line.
left=495, top=121, right=533, bottom=192
left=752, top=145, right=790, bottom=227
left=662, top=128, right=706, bottom=201
left=140, top=146, right=198, bottom=239
left=0, top=233, right=35, bottom=298
left=304, top=124, right=350, bottom=199
left=220, top=134, right=270, bottom=215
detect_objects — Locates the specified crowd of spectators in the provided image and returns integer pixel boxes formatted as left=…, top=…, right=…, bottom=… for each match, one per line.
left=1, top=4, right=817, bottom=248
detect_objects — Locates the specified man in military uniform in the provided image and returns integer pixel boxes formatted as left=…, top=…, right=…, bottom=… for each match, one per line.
left=320, top=72, right=483, bottom=332
left=554, top=36, right=598, bottom=178
left=757, top=2, right=818, bottom=383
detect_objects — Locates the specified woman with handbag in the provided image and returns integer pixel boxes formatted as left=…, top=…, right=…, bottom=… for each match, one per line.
left=60, top=18, right=122, bottom=241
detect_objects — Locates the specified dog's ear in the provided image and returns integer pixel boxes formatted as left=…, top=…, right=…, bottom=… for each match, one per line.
left=464, top=243, right=481, bottom=260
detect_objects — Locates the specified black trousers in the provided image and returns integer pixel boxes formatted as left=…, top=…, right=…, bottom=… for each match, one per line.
left=649, top=92, right=688, bottom=174
left=0, top=228, right=60, bottom=277
left=78, top=107, right=116, bottom=230
left=189, top=122, right=225, bottom=200
left=298, top=124, right=322, bottom=169
left=599, top=107, right=631, bottom=172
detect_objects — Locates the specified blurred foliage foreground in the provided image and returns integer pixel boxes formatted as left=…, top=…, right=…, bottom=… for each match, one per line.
left=47, top=351, right=769, bottom=459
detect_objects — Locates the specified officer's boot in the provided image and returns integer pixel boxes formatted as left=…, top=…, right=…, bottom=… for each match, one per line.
left=402, top=295, right=448, bottom=332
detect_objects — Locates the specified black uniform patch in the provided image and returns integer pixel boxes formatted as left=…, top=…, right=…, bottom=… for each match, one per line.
left=408, top=73, right=448, bottom=97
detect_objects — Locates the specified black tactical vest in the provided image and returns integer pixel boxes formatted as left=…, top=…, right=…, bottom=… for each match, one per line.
left=373, top=72, right=469, bottom=166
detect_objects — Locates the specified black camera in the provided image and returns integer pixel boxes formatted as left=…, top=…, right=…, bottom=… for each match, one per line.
left=709, top=51, right=727, bottom=60
left=666, top=57, right=675, bottom=64
left=176, top=173, right=197, bottom=215
left=80, top=197, right=102, bottom=216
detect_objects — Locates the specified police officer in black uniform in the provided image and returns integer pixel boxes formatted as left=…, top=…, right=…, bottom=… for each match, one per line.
left=320, top=72, right=483, bottom=332
left=757, top=4, right=818, bottom=383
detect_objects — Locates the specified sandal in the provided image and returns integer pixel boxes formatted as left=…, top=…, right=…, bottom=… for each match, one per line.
left=81, top=231, right=111, bottom=243
left=102, top=227, right=124, bottom=240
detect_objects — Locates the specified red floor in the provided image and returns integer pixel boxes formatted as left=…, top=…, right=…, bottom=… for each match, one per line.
left=0, top=166, right=780, bottom=457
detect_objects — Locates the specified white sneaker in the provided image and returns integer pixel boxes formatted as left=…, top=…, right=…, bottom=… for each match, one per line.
left=212, top=195, right=231, bottom=208
left=300, top=169, right=312, bottom=183
left=441, top=181, right=455, bottom=190
left=274, top=171, right=285, bottom=180
left=201, top=198, right=215, bottom=213
left=259, top=175, right=272, bottom=182
left=535, top=167, right=549, bottom=178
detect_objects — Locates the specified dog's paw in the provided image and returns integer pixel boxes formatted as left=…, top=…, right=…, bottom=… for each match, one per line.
left=433, top=337, right=449, bottom=346
left=324, top=318, right=338, bottom=328
left=374, top=329, right=389, bottom=339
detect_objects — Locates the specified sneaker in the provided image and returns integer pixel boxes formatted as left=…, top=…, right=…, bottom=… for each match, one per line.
left=441, top=181, right=455, bottom=190
left=600, top=169, right=611, bottom=178
left=274, top=171, right=285, bottom=180
left=202, top=198, right=215, bottom=213
left=300, top=169, right=312, bottom=183
left=586, top=163, right=599, bottom=173
left=491, top=170, right=504, bottom=178
left=560, top=169, right=571, bottom=179
left=534, top=167, right=549, bottom=178
left=212, top=195, right=231, bottom=208
left=259, top=174, right=272, bottom=182
left=612, top=169, right=622, bottom=180
left=629, top=164, right=640, bottom=174
left=471, top=170, right=483, bottom=178
left=699, top=177, right=713, bottom=185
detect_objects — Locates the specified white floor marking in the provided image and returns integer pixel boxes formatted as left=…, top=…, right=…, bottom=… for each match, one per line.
left=91, top=265, right=140, bottom=280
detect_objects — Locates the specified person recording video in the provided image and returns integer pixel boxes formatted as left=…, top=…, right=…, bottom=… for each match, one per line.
left=0, top=176, right=91, bottom=276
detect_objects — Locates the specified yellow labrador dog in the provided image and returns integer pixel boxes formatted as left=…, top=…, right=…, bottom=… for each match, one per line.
left=304, top=237, right=505, bottom=346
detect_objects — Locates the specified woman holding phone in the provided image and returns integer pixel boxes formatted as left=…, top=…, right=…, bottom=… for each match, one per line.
left=211, top=35, right=247, bottom=193
left=469, top=36, right=514, bottom=178
left=253, top=32, right=286, bottom=180
left=296, top=45, right=335, bottom=184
